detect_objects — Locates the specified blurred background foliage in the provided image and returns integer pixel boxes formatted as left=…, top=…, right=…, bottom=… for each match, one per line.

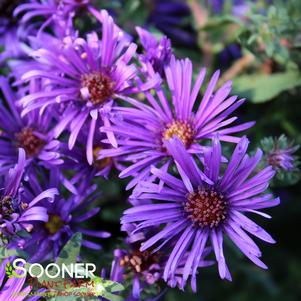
left=83, top=1, right=301, bottom=301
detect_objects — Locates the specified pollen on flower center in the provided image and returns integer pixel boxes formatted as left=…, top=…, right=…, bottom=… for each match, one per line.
left=45, top=214, right=64, bottom=234
left=0, top=195, right=27, bottom=220
left=162, top=120, right=194, bottom=147
left=184, top=187, right=228, bottom=228
left=0, top=196, right=15, bottom=218
left=15, top=128, right=46, bottom=157
left=120, top=249, right=160, bottom=274
left=81, top=72, right=115, bottom=106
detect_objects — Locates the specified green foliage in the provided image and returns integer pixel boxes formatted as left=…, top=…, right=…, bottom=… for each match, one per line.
left=5, top=261, right=13, bottom=278
left=0, top=245, right=28, bottom=260
left=238, top=0, right=301, bottom=66
left=200, top=15, right=243, bottom=53
left=232, top=71, right=301, bottom=103
left=56, top=232, right=82, bottom=266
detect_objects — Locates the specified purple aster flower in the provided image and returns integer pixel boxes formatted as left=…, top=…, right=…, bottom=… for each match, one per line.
left=100, top=57, right=254, bottom=189
left=0, top=148, right=58, bottom=245
left=122, top=136, right=280, bottom=290
left=0, top=77, right=63, bottom=173
left=22, top=168, right=110, bottom=262
left=111, top=245, right=164, bottom=301
left=14, top=1, right=127, bottom=39
left=18, top=10, right=140, bottom=164
left=136, top=26, right=172, bottom=76
left=0, top=25, right=32, bottom=65
left=110, top=233, right=212, bottom=299
left=14, top=0, right=89, bottom=25
left=0, top=1, right=34, bottom=64
left=62, top=127, right=125, bottom=180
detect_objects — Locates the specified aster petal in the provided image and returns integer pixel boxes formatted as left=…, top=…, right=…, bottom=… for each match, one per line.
left=163, top=225, right=196, bottom=281
left=165, top=137, right=213, bottom=186
left=140, top=220, right=188, bottom=252
left=220, top=136, right=249, bottom=190
left=231, top=210, right=276, bottom=244
left=28, top=188, right=58, bottom=208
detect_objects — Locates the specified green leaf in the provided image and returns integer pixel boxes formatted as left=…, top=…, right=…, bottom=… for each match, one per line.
left=232, top=71, right=301, bottom=103
left=93, top=277, right=125, bottom=293
left=0, top=246, right=28, bottom=259
left=56, top=232, right=82, bottom=266
left=5, top=261, right=13, bottom=278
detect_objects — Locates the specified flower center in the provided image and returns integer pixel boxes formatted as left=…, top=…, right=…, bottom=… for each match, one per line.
left=120, top=249, right=160, bottom=274
left=93, top=147, right=112, bottom=170
left=162, top=120, right=194, bottom=147
left=15, top=128, right=46, bottom=157
left=184, top=187, right=227, bottom=228
left=0, top=196, right=26, bottom=220
left=0, top=196, right=15, bottom=219
left=45, top=215, right=64, bottom=234
left=81, top=72, right=115, bottom=106
left=267, top=153, right=282, bottom=169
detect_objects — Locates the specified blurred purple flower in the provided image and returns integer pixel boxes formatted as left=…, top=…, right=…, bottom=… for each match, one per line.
left=147, top=0, right=196, bottom=47
left=136, top=26, right=172, bottom=76
left=110, top=235, right=212, bottom=299
left=62, top=127, right=125, bottom=181
left=0, top=148, right=58, bottom=244
left=22, top=168, right=110, bottom=261
left=101, top=57, right=254, bottom=189
left=0, top=1, right=33, bottom=64
left=210, top=0, right=251, bottom=16
left=267, top=136, right=299, bottom=172
left=122, top=136, right=279, bottom=290
left=14, top=0, right=89, bottom=27
left=0, top=77, right=63, bottom=173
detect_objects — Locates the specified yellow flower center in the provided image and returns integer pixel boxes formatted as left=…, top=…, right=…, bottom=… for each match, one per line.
left=45, top=215, right=64, bottom=234
left=162, top=120, right=194, bottom=147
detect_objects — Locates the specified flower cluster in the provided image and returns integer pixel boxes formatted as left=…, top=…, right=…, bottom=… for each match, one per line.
left=0, top=1, right=282, bottom=300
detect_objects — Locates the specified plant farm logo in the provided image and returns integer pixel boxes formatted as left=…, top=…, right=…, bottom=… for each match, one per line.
left=5, top=258, right=96, bottom=279
left=5, top=260, right=24, bottom=278
left=5, top=258, right=124, bottom=300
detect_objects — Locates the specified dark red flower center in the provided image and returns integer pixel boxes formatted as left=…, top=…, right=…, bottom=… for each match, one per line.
left=185, top=187, right=228, bottom=228
left=162, top=120, right=195, bottom=147
left=120, top=249, right=160, bottom=274
left=15, top=128, right=46, bottom=157
left=81, top=72, right=115, bottom=106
